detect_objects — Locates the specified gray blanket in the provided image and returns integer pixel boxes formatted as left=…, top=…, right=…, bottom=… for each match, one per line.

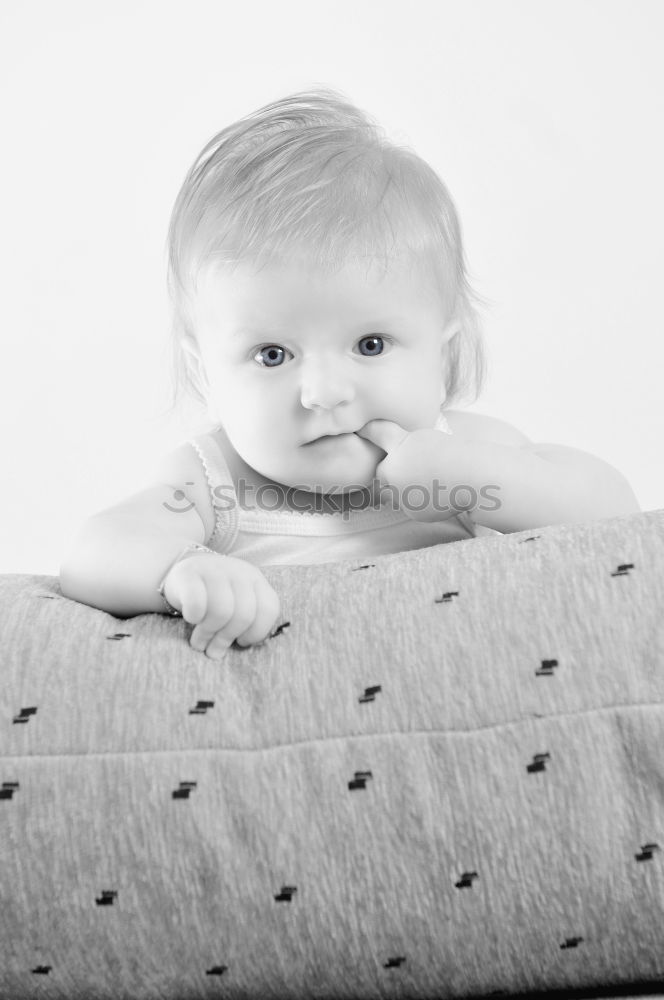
left=1, top=509, right=664, bottom=999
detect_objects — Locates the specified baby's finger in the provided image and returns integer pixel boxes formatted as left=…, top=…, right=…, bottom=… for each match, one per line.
left=206, top=583, right=258, bottom=658
left=177, top=574, right=208, bottom=626
left=190, top=578, right=234, bottom=651
left=355, top=419, right=409, bottom=453
left=235, top=583, right=281, bottom=648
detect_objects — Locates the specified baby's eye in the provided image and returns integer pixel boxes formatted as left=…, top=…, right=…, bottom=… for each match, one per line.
left=253, top=344, right=292, bottom=368
left=357, top=335, right=387, bottom=356
left=252, top=334, right=391, bottom=368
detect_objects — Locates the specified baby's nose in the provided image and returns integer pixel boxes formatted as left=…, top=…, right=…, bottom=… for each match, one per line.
left=299, top=358, right=355, bottom=410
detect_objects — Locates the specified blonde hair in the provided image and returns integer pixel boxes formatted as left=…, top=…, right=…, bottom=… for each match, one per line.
left=165, top=86, right=489, bottom=414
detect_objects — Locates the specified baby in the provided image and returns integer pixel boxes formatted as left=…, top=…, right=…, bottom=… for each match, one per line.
left=59, top=88, right=640, bottom=659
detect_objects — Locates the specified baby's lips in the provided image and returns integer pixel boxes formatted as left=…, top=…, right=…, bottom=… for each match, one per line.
left=354, top=423, right=375, bottom=442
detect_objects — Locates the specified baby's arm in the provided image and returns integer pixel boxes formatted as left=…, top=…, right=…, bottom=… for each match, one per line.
left=356, top=418, right=641, bottom=533
left=448, top=413, right=642, bottom=530
left=59, top=446, right=280, bottom=654
left=59, top=482, right=209, bottom=619
left=449, top=437, right=641, bottom=533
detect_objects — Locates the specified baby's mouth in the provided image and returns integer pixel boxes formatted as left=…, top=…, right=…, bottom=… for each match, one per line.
left=305, top=432, right=356, bottom=445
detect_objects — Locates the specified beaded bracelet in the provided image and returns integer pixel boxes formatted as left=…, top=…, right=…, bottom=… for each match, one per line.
left=156, top=542, right=220, bottom=616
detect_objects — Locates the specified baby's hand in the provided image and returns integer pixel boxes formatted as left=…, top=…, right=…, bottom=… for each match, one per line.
left=163, top=553, right=281, bottom=658
left=356, top=419, right=461, bottom=523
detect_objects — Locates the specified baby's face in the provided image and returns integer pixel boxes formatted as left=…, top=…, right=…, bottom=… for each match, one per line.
left=190, top=255, right=457, bottom=495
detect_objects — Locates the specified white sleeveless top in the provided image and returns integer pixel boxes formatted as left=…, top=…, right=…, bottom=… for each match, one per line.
left=187, top=412, right=502, bottom=566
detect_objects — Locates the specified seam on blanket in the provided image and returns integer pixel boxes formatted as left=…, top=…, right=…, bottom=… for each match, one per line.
left=3, top=699, right=664, bottom=759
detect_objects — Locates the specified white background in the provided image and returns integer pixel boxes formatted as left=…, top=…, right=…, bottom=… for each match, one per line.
left=1, top=0, right=662, bottom=575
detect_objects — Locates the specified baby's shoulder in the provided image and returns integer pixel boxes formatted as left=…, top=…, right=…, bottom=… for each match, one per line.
left=149, top=439, right=220, bottom=545
left=444, top=410, right=532, bottom=448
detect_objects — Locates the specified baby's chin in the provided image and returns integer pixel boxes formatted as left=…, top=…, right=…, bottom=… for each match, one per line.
left=284, top=471, right=378, bottom=496
left=267, top=448, right=379, bottom=496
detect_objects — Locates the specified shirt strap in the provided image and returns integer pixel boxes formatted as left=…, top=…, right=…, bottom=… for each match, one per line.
left=187, top=434, right=239, bottom=553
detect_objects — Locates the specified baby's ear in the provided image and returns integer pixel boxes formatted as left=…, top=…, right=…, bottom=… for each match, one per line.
left=180, top=334, right=202, bottom=362
left=180, top=335, right=207, bottom=383
left=180, top=335, right=212, bottom=402
left=440, top=317, right=461, bottom=346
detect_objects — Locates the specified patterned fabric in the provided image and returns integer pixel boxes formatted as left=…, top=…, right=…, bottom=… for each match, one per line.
left=187, top=411, right=501, bottom=566
left=1, top=509, right=663, bottom=998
